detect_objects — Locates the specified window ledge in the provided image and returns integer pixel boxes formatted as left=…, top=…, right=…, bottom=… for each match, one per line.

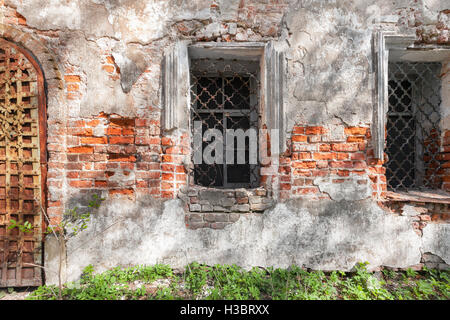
left=385, top=190, right=450, bottom=204
left=178, top=185, right=273, bottom=213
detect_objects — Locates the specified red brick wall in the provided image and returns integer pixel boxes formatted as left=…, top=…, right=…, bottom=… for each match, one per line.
left=160, top=133, right=189, bottom=199
left=60, top=122, right=386, bottom=201
left=64, top=113, right=161, bottom=201
left=51, top=117, right=450, bottom=224
left=279, top=125, right=386, bottom=200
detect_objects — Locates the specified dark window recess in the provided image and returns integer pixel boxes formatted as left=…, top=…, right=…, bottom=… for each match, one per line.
left=386, top=62, right=442, bottom=191
left=190, top=59, right=260, bottom=188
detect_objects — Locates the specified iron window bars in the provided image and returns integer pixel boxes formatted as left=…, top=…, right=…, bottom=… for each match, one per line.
left=190, top=58, right=260, bottom=188
left=386, top=62, right=442, bottom=191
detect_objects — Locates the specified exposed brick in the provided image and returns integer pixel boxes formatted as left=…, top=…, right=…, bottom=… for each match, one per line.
left=316, top=160, right=328, bottom=168
left=66, top=171, right=79, bottom=179
left=67, top=83, right=79, bottom=92
left=109, top=118, right=135, bottom=128
left=292, top=126, right=305, bottom=134
left=95, top=180, right=108, bottom=188
left=162, top=137, right=174, bottom=146
left=337, top=170, right=350, bottom=177
left=279, top=166, right=291, bottom=174
left=108, top=154, right=136, bottom=162
left=329, top=161, right=353, bottom=169
left=313, top=152, right=334, bottom=160
left=311, top=170, right=328, bottom=177
left=102, top=65, right=115, bottom=73
left=280, top=183, right=291, bottom=190
left=292, top=135, right=307, bottom=143
left=161, top=154, right=183, bottom=163
left=136, top=171, right=160, bottom=179
left=293, top=187, right=319, bottom=194
left=331, top=143, right=359, bottom=152
left=336, top=153, right=349, bottom=160
left=135, top=119, right=147, bottom=127
left=292, top=161, right=316, bottom=169
left=109, top=136, right=134, bottom=144
left=344, top=127, right=368, bottom=135
left=69, top=180, right=92, bottom=188
left=351, top=153, right=366, bottom=160
left=308, top=136, right=321, bottom=143
left=293, top=169, right=312, bottom=176
left=109, top=188, right=134, bottom=196
left=64, top=75, right=81, bottom=82
left=67, top=146, right=94, bottom=154
left=70, top=128, right=93, bottom=137
left=81, top=137, right=107, bottom=144
left=319, top=144, right=331, bottom=152
left=353, top=160, right=368, bottom=169
left=292, top=152, right=311, bottom=160
left=305, top=126, right=325, bottom=135
left=107, top=127, right=122, bottom=135
left=347, top=136, right=365, bottom=143
left=79, top=171, right=105, bottom=179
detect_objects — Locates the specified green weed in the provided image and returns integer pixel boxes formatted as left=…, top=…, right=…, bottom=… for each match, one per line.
left=26, top=262, right=449, bottom=300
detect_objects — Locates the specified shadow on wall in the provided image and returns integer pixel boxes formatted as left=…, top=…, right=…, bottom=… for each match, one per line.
left=286, top=3, right=375, bottom=127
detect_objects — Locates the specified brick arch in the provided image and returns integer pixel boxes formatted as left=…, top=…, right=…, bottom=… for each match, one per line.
left=0, top=24, right=63, bottom=89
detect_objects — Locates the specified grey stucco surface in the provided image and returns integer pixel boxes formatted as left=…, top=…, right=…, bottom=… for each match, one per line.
left=45, top=197, right=426, bottom=284
left=422, top=223, right=450, bottom=264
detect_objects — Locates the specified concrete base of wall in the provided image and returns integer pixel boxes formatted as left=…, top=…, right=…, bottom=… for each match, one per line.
left=44, top=197, right=449, bottom=285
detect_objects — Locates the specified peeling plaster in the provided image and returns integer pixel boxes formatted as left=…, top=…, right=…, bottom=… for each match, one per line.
left=45, top=197, right=424, bottom=284
left=313, top=177, right=372, bottom=201
left=112, top=48, right=148, bottom=93
left=2, top=0, right=448, bottom=279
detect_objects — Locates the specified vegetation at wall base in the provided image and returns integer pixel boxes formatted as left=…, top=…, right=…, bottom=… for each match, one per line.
left=24, top=262, right=449, bottom=300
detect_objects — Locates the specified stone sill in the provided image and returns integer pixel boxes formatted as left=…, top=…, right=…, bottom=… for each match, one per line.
left=385, top=190, right=450, bottom=204
left=178, top=185, right=273, bottom=213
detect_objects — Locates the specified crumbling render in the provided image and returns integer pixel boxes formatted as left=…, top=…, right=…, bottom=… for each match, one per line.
left=0, top=1, right=448, bottom=287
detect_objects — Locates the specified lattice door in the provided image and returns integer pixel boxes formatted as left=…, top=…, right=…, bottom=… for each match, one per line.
left=0, top=39, right=44, bottom=287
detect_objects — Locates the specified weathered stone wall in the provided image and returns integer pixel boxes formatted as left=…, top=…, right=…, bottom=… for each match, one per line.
left=0, top=0, right=449, bottom=284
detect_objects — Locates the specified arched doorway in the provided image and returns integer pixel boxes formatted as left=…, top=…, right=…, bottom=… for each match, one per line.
left=0, top=38, right=46, bottom=287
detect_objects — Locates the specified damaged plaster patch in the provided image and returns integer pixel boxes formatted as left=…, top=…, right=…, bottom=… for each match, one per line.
left=7, top=0, right=114, bottom=37
left=313, top=177, right=371, bottom=201
left=112, top=48, right=148, bottom=93
left=59, top=32, right=131, bottom=116
left=285, top=2, right=374, bottom=126
left=45, top=197, right=421, bottom=284
left=321, top=124, right=346, bottom=142
left=105, top=0, right=172, bottom=43
left=422, top=223, right=450, bottom=264
left=401, top=204, right=424, bottom=217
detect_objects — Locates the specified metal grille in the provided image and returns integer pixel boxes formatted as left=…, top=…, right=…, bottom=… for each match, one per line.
left=190, top=58, right=260, bottom=188
left=386, top=62, right=442, bottom=191
left=0, top=40, right=43, bottom=287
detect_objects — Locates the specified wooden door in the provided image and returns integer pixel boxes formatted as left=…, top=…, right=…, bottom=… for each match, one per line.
left=0, top=39, right=46, bottom=287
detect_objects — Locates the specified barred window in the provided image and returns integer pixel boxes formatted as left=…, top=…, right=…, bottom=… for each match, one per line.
left=386, top=62, right=442, bottom=191
left=190, top=59, right=260, bottom=188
